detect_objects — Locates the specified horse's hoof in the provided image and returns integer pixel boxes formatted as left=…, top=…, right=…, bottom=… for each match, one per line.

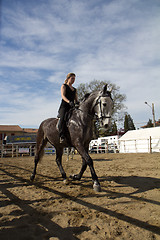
left=69, top=174, right=80, bottom=180
left=30, top=175, right=35, bottom=182
left=63, top=178, right=69, bottom=185
left=93, top=182, right=101, bottom=192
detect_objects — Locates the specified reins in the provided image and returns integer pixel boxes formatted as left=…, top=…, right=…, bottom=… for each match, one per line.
left=75, top=107, right=93, bottom=119
left=74, top=93, right=113, bottom=122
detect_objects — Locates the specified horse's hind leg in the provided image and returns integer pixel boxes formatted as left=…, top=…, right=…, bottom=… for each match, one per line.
left=70, top=157, right=87, bottom=180
left=70, top=146, right=88, bottom=180
left=56, top=148, right=67, bottom=183
left=30, top=138, right=47, bottom=181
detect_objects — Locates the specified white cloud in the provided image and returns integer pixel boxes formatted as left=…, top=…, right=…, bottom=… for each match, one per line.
left=0, top=0, right=160, bottom=128
left=0, top=81, right=61, bottom=127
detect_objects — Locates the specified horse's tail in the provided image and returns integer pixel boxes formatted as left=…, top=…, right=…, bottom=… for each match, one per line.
left=35, top=122, right=47, bottom=162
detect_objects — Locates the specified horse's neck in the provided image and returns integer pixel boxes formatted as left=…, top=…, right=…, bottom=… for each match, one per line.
left=80, top=94, right=96, bottom=118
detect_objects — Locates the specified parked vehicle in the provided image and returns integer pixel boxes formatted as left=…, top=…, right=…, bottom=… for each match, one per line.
left=98, top=143, right=106, bottom=153
left=89, top=142, right=119, bottom=154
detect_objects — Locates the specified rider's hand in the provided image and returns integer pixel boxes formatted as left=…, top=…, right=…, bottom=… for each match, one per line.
left=75, top=101, right=79, bottom=108
left=69, top=101, right=75, bottom=108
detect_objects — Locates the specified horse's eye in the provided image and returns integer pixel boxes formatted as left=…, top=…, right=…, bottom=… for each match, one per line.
left=103, top=103, right=106, bottom=107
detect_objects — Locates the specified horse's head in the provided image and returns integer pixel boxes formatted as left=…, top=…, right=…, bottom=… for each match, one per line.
left=93, top=84, right=113, bottom=129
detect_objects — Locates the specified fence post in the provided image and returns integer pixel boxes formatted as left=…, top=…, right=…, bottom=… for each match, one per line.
left=135, top=140, right=137, bottom=153
left=29, top=145, right=31, bottom=156
left=149, top=136, right=152, bottom=153
left=113, top=142, right=115, bottom=153
left=0, top=145, right=2, bottom=158
left=16, top=145, right=18, bottom=157
left=107, top=142, right=108, bottom=153
left=2, top=144, right=4, bottom=158
left=12, top=144, right=14, bottom=158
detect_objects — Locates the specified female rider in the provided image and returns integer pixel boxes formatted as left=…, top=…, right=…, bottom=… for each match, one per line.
left=58, top=73, right=78, bottom=143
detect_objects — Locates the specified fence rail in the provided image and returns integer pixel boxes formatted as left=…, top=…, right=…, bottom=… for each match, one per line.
left=0, top=143, right=36, bottom=158
left=0, top=144, right=75, bottom=158
left=119, top=137, right=160, bottom=153
left=1, top=136, right=159, bottom=157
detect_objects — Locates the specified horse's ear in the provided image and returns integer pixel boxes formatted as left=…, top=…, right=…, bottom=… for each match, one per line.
left=103, top=84, right=108, bottom=94
left=109, top=86, right=113, bottom=92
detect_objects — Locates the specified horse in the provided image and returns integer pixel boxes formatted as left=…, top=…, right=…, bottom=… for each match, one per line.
left=30, top=84, right=113, bottom=192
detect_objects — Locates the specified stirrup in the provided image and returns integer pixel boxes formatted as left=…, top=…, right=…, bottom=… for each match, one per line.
left=60, top=136, right=66, bottom=143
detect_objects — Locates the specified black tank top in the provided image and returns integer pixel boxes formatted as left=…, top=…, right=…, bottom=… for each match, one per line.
left=59, top=84, right=76, bottom=110
left=64, top=84, right=76, bottom=102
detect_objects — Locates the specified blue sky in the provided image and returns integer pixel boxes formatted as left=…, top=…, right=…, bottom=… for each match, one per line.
left=0, top=0, right=160, bottom=129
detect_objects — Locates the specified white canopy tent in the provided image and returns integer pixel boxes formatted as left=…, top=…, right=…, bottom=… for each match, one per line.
left=119, top=127, right=160, bottom=153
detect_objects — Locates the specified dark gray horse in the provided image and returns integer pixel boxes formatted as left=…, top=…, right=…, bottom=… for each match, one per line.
left=30, top=84, right=113, bottom=192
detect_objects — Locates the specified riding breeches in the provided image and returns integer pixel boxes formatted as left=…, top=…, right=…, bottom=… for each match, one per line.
left=57, top=107, right=68, bottom=137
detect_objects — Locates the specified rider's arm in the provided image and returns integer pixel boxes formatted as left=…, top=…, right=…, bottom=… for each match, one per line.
left=75, top=91, right=78, bottom=103
left=61, top=84, right=70, bottom=103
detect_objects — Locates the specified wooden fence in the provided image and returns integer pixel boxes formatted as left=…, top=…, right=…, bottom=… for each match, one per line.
left=0, top=143, right=36, bottom=158
left=0, top=144, right=74, bottom=158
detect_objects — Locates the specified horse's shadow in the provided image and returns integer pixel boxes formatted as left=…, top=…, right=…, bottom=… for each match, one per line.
left=103, top=175, right=160, bottom=195
left=93, top=158, right=112, bottom=162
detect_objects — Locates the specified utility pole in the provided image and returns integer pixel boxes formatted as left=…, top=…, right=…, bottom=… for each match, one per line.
left=145, top=102, right=156, bottom=127
left=152, top=103, right=156, bottom=127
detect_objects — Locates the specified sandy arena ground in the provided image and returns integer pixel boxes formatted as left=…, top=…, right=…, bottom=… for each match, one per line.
left=0, top=153, right=160, bottom=240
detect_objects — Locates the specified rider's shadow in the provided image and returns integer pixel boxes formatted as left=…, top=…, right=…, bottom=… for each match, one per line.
left=108, top=175, right=160, bottom=195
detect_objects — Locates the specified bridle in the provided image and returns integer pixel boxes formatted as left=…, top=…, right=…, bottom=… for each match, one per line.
left=93, top=95, right=112, bottom=121
left=75, top=92, right=113, bottom=122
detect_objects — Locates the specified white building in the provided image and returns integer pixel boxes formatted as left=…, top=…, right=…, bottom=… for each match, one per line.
left=97, top=135, right=119, bottom=145
left=89, top=135, right=119, bottom=149
left=119, top=127, right=160, bottom=153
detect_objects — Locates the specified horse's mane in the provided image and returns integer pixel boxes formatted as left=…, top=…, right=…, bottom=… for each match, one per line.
left=79, top=89, right=113, bottom=105
left=80, top=93, right=91, bottom=103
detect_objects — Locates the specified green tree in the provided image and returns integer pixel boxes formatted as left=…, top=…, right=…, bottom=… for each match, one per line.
left=112, top=121, right=118, bottom=135
left=146, top=119, right=153, bottom=128
left=124, top=114, right=136, bottom=133
left=124, top=114, right=129, bottom=133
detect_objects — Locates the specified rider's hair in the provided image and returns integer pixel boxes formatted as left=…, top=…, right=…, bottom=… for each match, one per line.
left=64, top=73, right=76, bottom=84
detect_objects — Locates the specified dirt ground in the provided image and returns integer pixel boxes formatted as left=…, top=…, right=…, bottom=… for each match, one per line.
left=0, top=153, right=160, bottom=240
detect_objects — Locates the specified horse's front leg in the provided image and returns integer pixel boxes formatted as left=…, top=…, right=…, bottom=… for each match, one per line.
left=87, top=155, right=101, bottom=192
left=75, top=145, right=101, bottom=192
